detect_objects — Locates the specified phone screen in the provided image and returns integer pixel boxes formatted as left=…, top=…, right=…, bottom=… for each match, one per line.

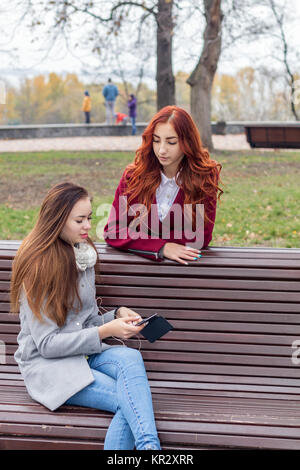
left=136, top=313, right=158, bottom=326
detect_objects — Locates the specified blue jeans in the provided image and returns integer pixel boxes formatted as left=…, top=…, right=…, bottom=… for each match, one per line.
left=131, top=116, right=136, bottom=135
left=65, top=346, right=161, bottom=450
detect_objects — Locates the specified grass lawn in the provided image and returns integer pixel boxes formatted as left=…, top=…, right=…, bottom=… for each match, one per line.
left=0, top=149, right=299, bottom=248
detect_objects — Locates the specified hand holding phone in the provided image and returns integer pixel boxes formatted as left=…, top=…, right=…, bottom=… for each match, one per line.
left=135, top=313, right=158, bottom=326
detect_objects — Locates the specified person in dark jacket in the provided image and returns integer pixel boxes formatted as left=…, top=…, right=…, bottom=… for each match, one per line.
left=128, top=94, right=137, bottom=135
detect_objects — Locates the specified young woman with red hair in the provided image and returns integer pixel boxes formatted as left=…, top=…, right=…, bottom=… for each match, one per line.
left=104, top=106, right=222, bottom=264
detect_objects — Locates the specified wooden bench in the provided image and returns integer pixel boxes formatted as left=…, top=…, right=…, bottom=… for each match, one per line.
left=1, top=240, right=300, bottom=450
left=244, top=122, right=300, bottom=148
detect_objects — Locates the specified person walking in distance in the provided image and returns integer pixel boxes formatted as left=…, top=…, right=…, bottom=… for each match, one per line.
left=82, top=90, right=91, bottom=124
left=128, top=94, right=137, bottom=135
left=102, top=78, right=119, bottom=125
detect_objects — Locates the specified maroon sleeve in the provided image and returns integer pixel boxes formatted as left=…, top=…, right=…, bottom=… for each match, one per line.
left=202, top=195, right=217, bottom=248
left=103, top=172, right=166, bottom=261
left=169, top=195, right=217, bottom=250
left=103, top=172, right=218, bottom=258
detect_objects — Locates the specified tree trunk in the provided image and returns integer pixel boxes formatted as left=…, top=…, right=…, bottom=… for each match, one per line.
left=156, top=0, right=175, bottom=110
left=187, top=0, right=222, bottom=151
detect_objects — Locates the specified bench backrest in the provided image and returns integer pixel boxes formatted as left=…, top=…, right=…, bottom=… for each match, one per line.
left=245, top=124, right=300, bottom=148
left=1, top=241, right=300, bottom=398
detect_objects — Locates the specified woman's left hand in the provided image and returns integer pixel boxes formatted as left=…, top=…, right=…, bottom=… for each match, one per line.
left=116, top=307, right=142, bottom=325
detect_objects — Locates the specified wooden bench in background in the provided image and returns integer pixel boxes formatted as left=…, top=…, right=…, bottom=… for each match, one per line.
left=1, top=240, right=300, bottom=450
left=244, top=122, right=300, bottom=149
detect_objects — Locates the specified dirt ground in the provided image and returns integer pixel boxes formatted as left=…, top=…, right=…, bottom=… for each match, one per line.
left=0, top=133, right=252, bottom=152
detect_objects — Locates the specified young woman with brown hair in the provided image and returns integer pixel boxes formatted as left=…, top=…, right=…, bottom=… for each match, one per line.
left=10, top=182, right=161, bottom=450
left=104, top=105, right=223, bottom=264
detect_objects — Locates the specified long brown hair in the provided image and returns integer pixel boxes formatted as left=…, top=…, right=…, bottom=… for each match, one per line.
left=124, top=105, right=223, bottom=225
left=10, top=182, right=98, bottom=327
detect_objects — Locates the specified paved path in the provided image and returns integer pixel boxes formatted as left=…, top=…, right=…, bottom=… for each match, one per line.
left=0, top=134, right=251, bottom=152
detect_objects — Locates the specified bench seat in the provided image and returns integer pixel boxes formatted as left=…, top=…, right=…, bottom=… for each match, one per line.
left=1, top=241, right=300, bottom=450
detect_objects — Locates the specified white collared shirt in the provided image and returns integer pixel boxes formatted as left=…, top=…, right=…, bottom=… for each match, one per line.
left=156, top=171, right=180, bottom=221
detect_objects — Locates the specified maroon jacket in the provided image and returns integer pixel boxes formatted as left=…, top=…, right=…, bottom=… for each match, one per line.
left=103, top=171, right=217, bottom=261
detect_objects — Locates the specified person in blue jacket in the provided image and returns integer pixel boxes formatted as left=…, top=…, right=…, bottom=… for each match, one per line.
left=102, top=78, right=119, bottom=125
left=128, top=94, right=137, bottom=135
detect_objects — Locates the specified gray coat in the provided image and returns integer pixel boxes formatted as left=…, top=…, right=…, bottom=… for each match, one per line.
left=14, top=267, right=115, bottom=411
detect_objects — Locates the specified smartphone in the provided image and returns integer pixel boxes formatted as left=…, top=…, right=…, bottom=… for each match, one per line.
left=136, top=313, right=158, bottom=326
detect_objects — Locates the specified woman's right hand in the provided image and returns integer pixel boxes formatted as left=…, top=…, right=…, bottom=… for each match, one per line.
left=98, top=316, right=145, bottom=340
left=162, top=243, right=201, bottom=265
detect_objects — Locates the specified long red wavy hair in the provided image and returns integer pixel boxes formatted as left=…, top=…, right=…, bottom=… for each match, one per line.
left=124, top=106, right=222, bottom=225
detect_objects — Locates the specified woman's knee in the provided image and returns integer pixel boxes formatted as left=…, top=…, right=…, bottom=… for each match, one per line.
left=110, top=346, right=144, bottom=366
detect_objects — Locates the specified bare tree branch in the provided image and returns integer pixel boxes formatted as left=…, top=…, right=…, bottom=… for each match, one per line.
left=268, top=0, right=299, bottom=120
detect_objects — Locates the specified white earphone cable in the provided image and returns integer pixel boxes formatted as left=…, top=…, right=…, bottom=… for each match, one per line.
left=85, top=270, right=142, bottom=351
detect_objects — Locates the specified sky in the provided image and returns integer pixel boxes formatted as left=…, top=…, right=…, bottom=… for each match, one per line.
left=1, top=0, right=300, bottom=89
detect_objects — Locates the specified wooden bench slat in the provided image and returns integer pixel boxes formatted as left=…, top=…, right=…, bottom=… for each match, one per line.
left=100, top=263, right=300, bottom=280
left=97, top=285, right=300, bottom=303
left=145, top=362, right=300, bottom=378
left=4, top=338, right=296, bottom=357
left=6, top=286, right=300, bottom=305
left=2, top=240, right=300, bottom=253
left=3, top=250, right=300, bottom=267
left=160, top=431, right=300, bottom=450
left=96, top=253, right=300, bottom=266
left=3, top=400, right=300, bottom=428
left=152, top=386, right=300, bottom=400
left=3, top=330, right=300, bottom=348
left=2, top=298, right=294, bottom=316
left=4, top=314, right=300, bottom=332
left=141, top=350, right=295, bottom=367
left=0, top=423, right=107, bottom=441
left=3, top=368, right=300, bottom=389
left=1, top=348, right=296, bottom=370
left=98, top=275, right=300, bottom=292
left=4, top=308, right=300, bottom=325
left=99, top=251, right=300, bottom=264
left=0, top=436, right=104, bottom=450
left=100, top=257, right=300, bottom=268
left=0, top=432, right=298, bottom=450
left=149, top=372, right=300, bottom=388
left=1, top=329, right=299, bottom=351
left=150, top=380, right=300, bottom=395
left=3, top=276, right=300, bottom=295
left=100, top=296, right=300, bottom=313
left=1, top=403, right=300, bottom=429
left=0, top=373, right=23, bottom=380
left=3, top=272, right=300, bottom=294
left=3, top=387, right=300, bottom=414
left=0, top=314, right=19, bottom=323
left=3, top=411, right=300, bottom=451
